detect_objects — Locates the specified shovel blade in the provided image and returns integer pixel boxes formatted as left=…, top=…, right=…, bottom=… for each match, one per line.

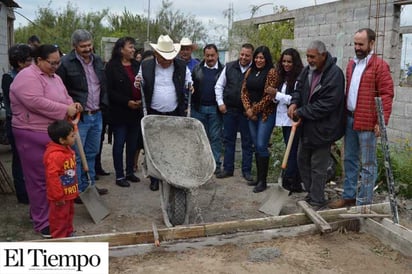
left=258, top=183, right=290, bottom=216
left=79, top=185, right=110, bottom=224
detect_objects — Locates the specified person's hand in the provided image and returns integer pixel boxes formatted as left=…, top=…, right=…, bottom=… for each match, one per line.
left=74, top=102, right=83, bottom=112
left=245, top=108, right=253, bottom=118
left=287, top=104, right=297, bottom=119
left=134, top=75, right=142, bottom=88
left=265, top=87, right=277, bottom=96
left=67, top=103, right=79, bottom=117
left=374, top=124, right=381, bottom=137
left=128, top=100, right=140, bottom=110
left=218, top=104, right=227, bottom=114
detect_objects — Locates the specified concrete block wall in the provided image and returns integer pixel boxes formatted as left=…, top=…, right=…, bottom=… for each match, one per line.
left=292, top=0, right=410, bottom=143
left=0, top=3, right=9, bottom=75
left=233, top=0, right=412, bottom=143
left=388, top=86, right=412, bottom=142
left=293, top=0, right=400, bottom=77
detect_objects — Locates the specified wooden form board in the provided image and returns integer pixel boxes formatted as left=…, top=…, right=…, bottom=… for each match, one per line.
left=40, top=202, right=391, bottom=247
left=361, top=217, right=412, bottom=257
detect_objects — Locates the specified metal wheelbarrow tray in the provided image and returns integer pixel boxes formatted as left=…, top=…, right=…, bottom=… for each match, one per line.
left=141, top=115, right=216, bottom=227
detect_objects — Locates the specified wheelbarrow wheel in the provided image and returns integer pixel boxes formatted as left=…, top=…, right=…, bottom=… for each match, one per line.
left=167, top=186, right=187, bottom=226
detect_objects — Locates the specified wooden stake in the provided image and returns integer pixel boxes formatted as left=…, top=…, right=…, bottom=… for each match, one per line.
left=152, top=222, right=160, bottom=247
left=297, top=200, right=332, bottom=233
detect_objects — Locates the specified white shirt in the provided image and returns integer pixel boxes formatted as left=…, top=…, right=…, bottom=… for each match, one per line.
left=347, top=53, right=372, bottom=111
left=138, top=59, right=192, bottom=112
left=275, top=82, right=293, bottom=126
left=215, top=61, right=251, bottom=106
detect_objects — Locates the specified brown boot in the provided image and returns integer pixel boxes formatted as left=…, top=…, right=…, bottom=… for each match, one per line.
left=328, top=198, right=356, bottom=209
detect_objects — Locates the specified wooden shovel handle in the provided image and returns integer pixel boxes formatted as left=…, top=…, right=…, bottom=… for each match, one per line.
left=281, top=119, right=300, bottom=169
left=69, top=113, right=89, bottom=172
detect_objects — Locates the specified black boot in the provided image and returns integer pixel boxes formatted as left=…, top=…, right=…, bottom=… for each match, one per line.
left=248, top=153, right=259, bottom=186
left=253, top=157, right=268, bottom=193
left=289, top=173, right=303, bottom=193
left=282, top=176, right=293, bottom=191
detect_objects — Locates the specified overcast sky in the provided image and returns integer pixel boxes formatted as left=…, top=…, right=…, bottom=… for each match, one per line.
left=13, top=0, right=343, bottom=28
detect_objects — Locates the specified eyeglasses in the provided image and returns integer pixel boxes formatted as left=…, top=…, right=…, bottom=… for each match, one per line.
left=44, top=59, right=61, bottom=67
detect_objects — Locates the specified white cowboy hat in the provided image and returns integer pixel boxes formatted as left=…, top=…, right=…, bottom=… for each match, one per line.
left=180, top=37, right=198, bottom=50
left=180, top=37, right=193, bottom=46
left=150, top=35, right=181, bottom=60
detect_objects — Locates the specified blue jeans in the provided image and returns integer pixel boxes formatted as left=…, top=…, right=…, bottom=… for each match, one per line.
left=248, top=112, right=275, bottom=157
left=191, top=105, right=223, bottom=168
left=111, top=124, right=139, bottom=179
left=343, top=116, right=377, bottom=205
left=74, top=112, right=102, bottom=192
left=222, top=109, right=253, bottom=174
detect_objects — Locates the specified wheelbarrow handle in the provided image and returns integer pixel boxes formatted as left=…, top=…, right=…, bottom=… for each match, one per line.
left=281, top=119, right=301, bottom=169
left=140, top=82, right=148, bottom=117
left=187, top=82, right=192, bottom=118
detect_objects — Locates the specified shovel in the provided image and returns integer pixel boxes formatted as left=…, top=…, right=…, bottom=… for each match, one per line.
left=259, top=119, right=300, bottom=216
left=72, top=113, right=110, bottom=224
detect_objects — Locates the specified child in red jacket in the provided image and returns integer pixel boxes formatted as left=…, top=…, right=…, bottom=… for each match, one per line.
left=44, top=120, right=79, bottom=238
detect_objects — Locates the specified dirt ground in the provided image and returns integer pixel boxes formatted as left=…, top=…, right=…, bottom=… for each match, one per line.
left=1, top=142, right=412, bottom=273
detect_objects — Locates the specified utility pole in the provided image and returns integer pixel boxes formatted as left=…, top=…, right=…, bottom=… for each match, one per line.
left=145, top=0, right=151, bottom=50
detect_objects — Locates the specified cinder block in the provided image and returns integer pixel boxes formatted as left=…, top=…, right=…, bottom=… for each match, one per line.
left=391, top=101, right=405, bottom=116
left=308, top=25, right=320, bottom=37
left=315, top=13, right=326, bottom=25
left=405, top=103, right=412, bottom=117
left=354, top=7, right=370, bottom=21
left=395, top=87, right=412, bottom=103
left=344, top=9, right=355, bottom=22
left=305, top=14, right=316, bottom=26
left=319, top=24, right=331, bottom=36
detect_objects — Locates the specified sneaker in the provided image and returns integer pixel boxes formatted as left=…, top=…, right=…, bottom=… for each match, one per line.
left=116, top=179, right=130, bottom=187
left=126, top=174, right=140, bottom=183
left=40, top=226, right=52, bottom=238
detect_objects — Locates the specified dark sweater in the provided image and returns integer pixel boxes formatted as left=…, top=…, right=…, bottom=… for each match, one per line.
left=200, top=67, right=219, bottom=106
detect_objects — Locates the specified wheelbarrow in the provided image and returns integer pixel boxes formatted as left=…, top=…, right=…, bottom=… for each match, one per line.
left=140, top=115, right=216, bottom=227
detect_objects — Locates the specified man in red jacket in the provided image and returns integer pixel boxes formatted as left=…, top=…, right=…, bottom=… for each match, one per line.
left=329, top=28, right=394, bottom=208
left=44, top=120, right=79, bottom=238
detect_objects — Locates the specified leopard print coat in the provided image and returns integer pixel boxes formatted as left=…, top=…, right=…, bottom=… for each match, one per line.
left=241, top=67, right=279, bottom=121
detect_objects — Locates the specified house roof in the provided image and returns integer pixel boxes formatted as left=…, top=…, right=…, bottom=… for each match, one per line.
left=0, top=0, right=20, bottom=8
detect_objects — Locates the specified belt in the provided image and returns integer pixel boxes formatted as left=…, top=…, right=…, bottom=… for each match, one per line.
left=347, top=110, right=354, bottom=117
left=83, top=109, right=100, bottom=115
left=149, top=108, right=177, bottom=116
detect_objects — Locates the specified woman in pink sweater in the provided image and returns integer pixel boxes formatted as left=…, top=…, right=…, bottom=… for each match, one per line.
left=10, top=44, right=82, bottom=238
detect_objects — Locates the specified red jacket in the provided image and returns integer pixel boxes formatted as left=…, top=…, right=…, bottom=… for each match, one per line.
left=346, top=54, right=394, bottom=131
left=43, top=142, right=79, bottom=201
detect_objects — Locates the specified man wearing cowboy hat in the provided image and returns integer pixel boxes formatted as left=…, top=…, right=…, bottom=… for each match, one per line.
left=135, top=34, right=192, bottom=191
left=179, top=37, right=199, bottom=72
left=179, top=37, right=199, bottom=110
